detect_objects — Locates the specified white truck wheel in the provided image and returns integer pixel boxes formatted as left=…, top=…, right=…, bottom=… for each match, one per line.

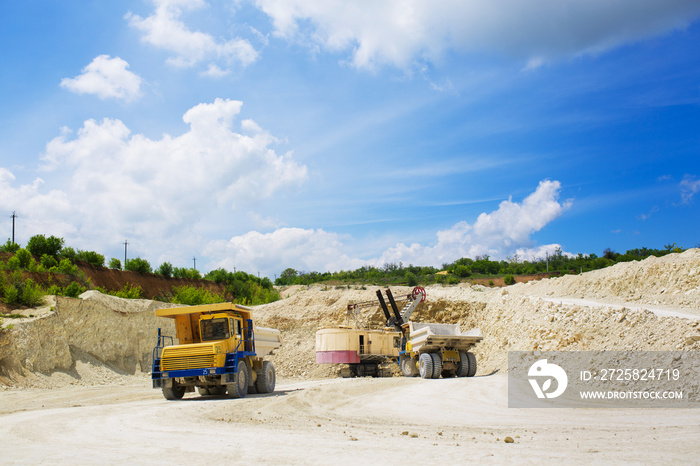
left=419, top=353, right=433, bottom=379
left=430, top=352, right=443, bottom=379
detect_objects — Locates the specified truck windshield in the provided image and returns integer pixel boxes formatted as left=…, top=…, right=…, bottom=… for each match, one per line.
left=200, top=318, right=230, bottom=341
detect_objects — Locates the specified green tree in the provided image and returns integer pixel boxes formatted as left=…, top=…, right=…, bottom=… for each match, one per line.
left=125, top=257, right=152, bottom=274
left=26, top=234, right=64, bottom=257
left=109, top=258, right=122, bottom=270
left=276, top=268, right=299, bottom=285
left=156, top=262, right=174, bottom=278
left=61, top=247, right=77, bottom=261
left=76, top=250, right=105, bottom=267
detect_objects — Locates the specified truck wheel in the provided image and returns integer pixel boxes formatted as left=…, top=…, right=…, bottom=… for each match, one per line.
left=457, top=352, right=469, bottom=377
left=430, top=353, right=443, bottom=379
left=466, top=352, right=477, bottom=377
left=227, top=361, right=249, bottom=398
left=162, top=382, right=186, bottom=400
left=256, top=361, right=276, bottom=394
left=419, top=353, right=433, bottom=379
left=401, top=357, right=417, bottom=377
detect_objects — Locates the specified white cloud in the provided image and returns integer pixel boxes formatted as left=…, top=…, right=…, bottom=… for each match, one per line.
left=204, top=228, right=366, bottom=276
left=377, top=180, right=572, bottom=266
left=60, top=55, right=142, bottom=101
left=127, top=0, right=258, bottom=72
left=254, top=0, right=700, bottom=69
left=209, top=180, right=572, bottom=277
left=0, top=98, right=306, bottom=259
left=680, top=174, right=700, bottom=203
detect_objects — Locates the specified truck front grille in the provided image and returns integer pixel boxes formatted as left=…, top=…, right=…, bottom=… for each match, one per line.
left=161, top=345, right=216, bottom=371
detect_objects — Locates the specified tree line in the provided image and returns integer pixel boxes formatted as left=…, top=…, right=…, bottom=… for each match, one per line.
left=0, top=234, right=279, bottom=308
left=274, top=244, right=687, bottom=287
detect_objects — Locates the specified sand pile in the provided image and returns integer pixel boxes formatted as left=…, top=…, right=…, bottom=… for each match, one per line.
left=0, top=291, right=177, bottom=388
left=507, top=248, right=700, bottom=309
left=1, top=250, right=698, bottom=388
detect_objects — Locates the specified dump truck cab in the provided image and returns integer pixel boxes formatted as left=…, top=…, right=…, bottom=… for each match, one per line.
left=152, top=303, right=281, bottom=400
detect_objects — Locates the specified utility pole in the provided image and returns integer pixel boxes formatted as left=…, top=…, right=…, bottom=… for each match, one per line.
left=11, top=211, right=16, bottom=244
left=193, top=257, right=197, bottom=270
left=124, top=240, right=128, bottom=270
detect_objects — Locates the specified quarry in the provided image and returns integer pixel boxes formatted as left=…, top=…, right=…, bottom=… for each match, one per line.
left=0, top=249, right=699, bottom=464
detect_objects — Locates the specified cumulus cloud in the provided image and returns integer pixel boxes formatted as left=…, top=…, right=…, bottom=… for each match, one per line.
left=210, top=180, right=571, bottom=277
left=60, top=55, right=142, bottom=101
left=127, top=0, right=258, bottom=72
left=205, top=228, right=366, bottom=276
left=254, top=0, right=700, bottom=69
left=0, top=98, right=306, bottom=258
left=377, top=180, right=572, bottom=266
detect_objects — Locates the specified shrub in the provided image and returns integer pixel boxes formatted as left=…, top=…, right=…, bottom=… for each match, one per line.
left=6, top=256, right=20, bottom=270
left=173, top=267, right=200, bottom=279
left=76, top=250, right=105, bottom=267
left=125, top=257, right=152, bottom=274
left=113, top=283, right=144, bottom=299
left=2, top=278, right=44, bottom=307
left=64, top=281, right=86, bottom=298
left=61, top=247, right=77, bottom=261
left=503, top=274, right=515, bottom=286
left=172, top=286, right=224, bottom=306
left=109, top=258, right=122, bottom=270
left=15, top=248, right=32, bottom=268
left=26, top=234, right=64, bottom=257
left=156, top=262, right=173, bottom=278
left=0, top=239, right=20, bottom=253
left=50, top=258, right=79, bottom=275
left=41, top=254, right=58, bottom=269
left=405, top=271, right=418, bottom=287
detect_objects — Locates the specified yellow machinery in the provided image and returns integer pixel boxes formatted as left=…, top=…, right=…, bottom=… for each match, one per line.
left=151, top=302, right=281, bottom=399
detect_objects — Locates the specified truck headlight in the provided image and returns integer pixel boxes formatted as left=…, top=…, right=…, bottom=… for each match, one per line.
left=161, top=372, right=169, bottom=378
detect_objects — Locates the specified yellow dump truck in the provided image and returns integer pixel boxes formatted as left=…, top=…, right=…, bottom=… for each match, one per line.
left=151, top=302, right=281, bottom=400
left=316, top=288, right=483, bottom=378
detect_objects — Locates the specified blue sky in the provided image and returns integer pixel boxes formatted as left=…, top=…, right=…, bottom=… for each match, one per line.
left=1, top=0, right=699, bottom=278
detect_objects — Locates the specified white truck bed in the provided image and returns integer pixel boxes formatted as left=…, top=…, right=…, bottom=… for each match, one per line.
left=409, top=322, right=482, bottom=353
left=254, top=326, right=282, bottom=356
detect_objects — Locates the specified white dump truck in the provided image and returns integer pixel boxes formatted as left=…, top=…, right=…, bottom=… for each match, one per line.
left=316, top=288, right=483, bottom=378
left=401, top=321, right=482, bottom=378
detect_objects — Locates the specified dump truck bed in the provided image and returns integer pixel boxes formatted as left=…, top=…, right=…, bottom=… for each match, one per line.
left=254, top=326, right=282, bottom=356
left=409, top=322, right=483, bottom=353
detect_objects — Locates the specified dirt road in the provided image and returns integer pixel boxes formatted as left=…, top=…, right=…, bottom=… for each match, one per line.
left=1, top=375, right=698, bottom=465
